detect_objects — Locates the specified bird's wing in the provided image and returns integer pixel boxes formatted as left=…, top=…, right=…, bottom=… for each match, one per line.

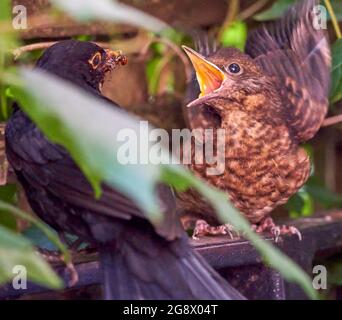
left=245, top=0, right=331, bottom=142
left=6, top=107, right=182, bottom=241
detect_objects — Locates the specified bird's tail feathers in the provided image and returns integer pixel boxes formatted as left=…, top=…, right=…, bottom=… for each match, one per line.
left=99, top=234, right=244, bottom=300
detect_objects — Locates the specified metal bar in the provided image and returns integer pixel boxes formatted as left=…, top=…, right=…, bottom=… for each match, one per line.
left=1, top=213, right=341, bottom=299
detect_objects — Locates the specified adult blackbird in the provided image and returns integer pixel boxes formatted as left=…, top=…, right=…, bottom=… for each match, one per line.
left=5, top=40, right=244, bottom=300
left=179, top=0, right=331, bottom=239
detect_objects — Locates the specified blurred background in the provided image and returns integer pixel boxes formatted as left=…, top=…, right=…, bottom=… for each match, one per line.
left=0, top=0, right=341, bottom=299
left=3, top=0, right=341, bottom=221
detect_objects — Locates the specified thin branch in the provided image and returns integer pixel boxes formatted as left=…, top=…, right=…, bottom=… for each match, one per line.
left=322, top=114, right=342, bottom=127
left=12, top=41, right=121, bottom=60
left=239, top=0, right=269, bottom=21
left=13, top=42, right=57, bottom=60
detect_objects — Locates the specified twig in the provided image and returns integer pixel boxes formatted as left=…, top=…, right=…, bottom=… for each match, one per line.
left=12, top=41, right=123, bottom=60
left=239, top=0, right=270, bottom=21
left=217, top=0, right=240, bottom=41
left=324, top=0, right=342, bottom=39
left=12, top=42, right=57, bottom=60
left=322, top=114, right=342, bottom=127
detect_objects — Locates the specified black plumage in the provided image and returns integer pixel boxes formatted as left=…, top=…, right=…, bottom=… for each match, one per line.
left=5, top=40, right=244, bottom=300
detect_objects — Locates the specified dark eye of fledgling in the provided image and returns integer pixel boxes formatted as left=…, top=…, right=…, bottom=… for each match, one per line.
left=226, top=63, right=241, bottom=74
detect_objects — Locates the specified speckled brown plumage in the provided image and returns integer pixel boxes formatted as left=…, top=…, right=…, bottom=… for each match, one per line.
left=178, top=0, right=331, bottom=228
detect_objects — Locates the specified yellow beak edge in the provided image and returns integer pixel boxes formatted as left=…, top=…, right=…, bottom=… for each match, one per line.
left=182, top=45, right=225, bottom=97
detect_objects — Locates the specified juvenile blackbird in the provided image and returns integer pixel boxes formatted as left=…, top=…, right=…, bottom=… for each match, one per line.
left=5, top=40, right=244, bottom=299
left=179, top=0, right=331, bottom=239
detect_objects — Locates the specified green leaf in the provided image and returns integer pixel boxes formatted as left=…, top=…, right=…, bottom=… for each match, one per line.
left=0, top=199, right=70, bottom=263
left=330, top=39, right=342, bottom=103
left=0, top=225, right=63, bottom=288
left=220, top=21, right=248, bottom=51
left=51, top=0, right=168, bottom=32
left=286, top=190, right=314, bottom=218
left=146, top=54, right=172, bottom=95
left=8, top=68, right=317, bottom=299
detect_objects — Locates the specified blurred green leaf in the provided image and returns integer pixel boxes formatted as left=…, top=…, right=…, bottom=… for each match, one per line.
left=24, top=226, right=88, bottom=251
left=287, top=175, right=342, bottom=218
left=160, top=29, right=187, bottom=45
left=0, top=0, right=19, bottom=121
left=0, top=184, right=18, bottom=230
left=286, top=190, right=314, bottom=218
left=73, top=35, right=93, bottom=42
left=146, top=54, right=172, bottom=95
left=0, top=0, right=19, bottom=53
left=305, top=176, right=342, bottom=208
left=7, top=68, right=318, bottom=298
left=0, top=225, right=62, bottom=288
left=255, top=0, right=342, bottom=21
left=51, top=0, right=168, bottom=32
left=220, top=21, right=248, bottom=51
left=146, top=55, right=163, bottom=95
left=330, top=39, right=342, bottom=103
left=0, top=199, right=70, bottom=264
left=328, top=0, right=342, bottom=21
left=0, top=0, right=11, bottom=21
left=254, top=0, right=294, bottom=21
left=326, top=259, right=342, bottom=285
left=23, top=226, right=59, bottom=251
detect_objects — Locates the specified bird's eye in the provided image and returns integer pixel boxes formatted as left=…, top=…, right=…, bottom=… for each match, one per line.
left=226, top=63, right=241, bottom=74
left=89, top=52, right=102, bottom=69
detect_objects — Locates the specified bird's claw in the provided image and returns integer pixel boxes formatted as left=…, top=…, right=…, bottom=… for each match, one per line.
left=66, top=261, right=79, bottom=287
left=38, top=248, right=79, bottom=287
left=192, top=219, right=236, bottom=240
left=252, top=217, right=302, bottom=243
left=271, top=225, right=302, bottom=243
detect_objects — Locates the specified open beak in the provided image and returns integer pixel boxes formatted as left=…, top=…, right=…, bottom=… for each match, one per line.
left=182, top=46, right=226, bottom=100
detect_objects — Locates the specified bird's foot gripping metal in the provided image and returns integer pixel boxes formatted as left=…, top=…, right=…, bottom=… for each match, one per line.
left=37, top=248, right=79, bottom=287
left=192, top=219, right=238, bottom=240
left=252, top=217, right=302, bottom=243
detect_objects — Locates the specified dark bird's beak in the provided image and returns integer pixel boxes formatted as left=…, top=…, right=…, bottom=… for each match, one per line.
left=182, top=46, right=226, bottom=106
